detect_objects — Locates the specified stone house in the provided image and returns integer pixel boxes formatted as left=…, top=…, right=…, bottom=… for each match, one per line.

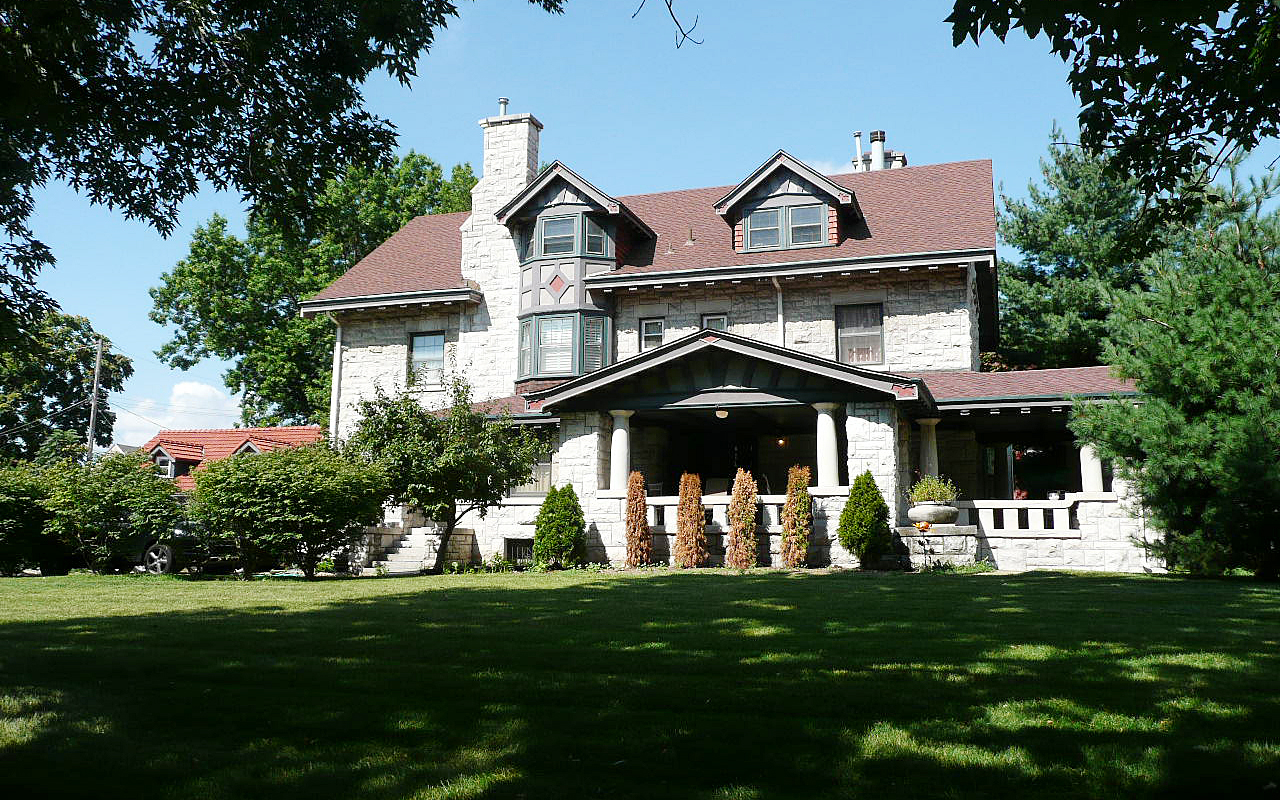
left=301, top=102, right=1161, bottom=574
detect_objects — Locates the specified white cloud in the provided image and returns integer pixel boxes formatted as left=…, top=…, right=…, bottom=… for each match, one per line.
left=110, top=381, right=242, bottom=446
left=801, top=157, right=853, bottom=176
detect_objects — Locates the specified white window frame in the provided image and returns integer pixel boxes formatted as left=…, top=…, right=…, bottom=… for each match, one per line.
left=745, top=208, right=781, bottom=250
left=539, top=215, right=576, bottom=256
left=701, top=313, right=728, bottom=331
left=152, top=450, right=175, bottom=479
left=787, top=204, right=824, bottom=247
left=536, top=315, right=575, bottom=375
left=835, top=303, right=885, bottom=366
left=639, top=317, right=665, bottom=351
left=518, top=319, right=533, bottom=377
left=409, top=331, right=446, bottom=385
left=584, top=215, right=607, bottom=256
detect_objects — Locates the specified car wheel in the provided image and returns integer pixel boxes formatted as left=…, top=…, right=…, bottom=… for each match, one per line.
left=143, top=543, right=178, bottom=575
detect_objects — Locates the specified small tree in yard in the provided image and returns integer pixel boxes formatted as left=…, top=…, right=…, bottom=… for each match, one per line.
left=725, top=468, right=759, bottom=570
left=0, top=464, right=51, bottom=575
left=345, top=378, right=545, bottom=572
left=673, top=472, right=708, bottom=568
left=838, top=470, right=893, bottom=567
left=533, top=485, right=586, bottom=568
left=780, top=465, right=813, bottom=568
left=190, top=445, right=386, bottom=579
left=43, top=452, right=181, bottom=572
left=625, top=471, right=652, bottom=567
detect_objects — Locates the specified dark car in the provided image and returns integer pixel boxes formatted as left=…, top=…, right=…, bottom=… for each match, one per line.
left=124, top=521, right=237, bottom=575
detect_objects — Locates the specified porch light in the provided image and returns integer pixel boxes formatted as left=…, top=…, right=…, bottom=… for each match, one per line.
left=776, top=438, right=787, bottom=447
left=715, top=409, right=728, bottom=419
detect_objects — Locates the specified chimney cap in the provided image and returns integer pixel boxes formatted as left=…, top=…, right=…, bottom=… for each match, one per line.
left=870, top=130, right=886, bottom=142
left=498, top=97, right=509, bottom=115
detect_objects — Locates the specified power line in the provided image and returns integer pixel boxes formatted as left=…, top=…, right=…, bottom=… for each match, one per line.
left=108, top=402, right=172, bottom=433
left=0, top=398, right=92, bottom=438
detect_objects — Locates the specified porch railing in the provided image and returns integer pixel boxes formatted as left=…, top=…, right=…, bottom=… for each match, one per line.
left=644, top=494, right=790, bottom=534
left=953, top=499, right=1077, bottom=535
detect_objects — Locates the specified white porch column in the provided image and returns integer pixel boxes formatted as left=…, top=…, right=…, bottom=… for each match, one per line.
left=609, top=410, right=634, bottom=491
left=917, top=417, right=941, bottom=476
left=813, top=402, right=841, bottom=487
left=1079, top=443, right=1105, bottom=493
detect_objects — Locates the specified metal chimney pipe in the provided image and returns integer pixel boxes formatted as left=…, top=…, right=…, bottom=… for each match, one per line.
left=870, top=130, right=886, bottom=171
left=498, top=97, right=509, bottom=115
left=853, top=131, right=864, bottom=172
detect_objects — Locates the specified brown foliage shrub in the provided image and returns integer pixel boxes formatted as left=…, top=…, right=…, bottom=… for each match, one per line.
left=624, top=470, right=652, bottom=567
left=725, top=468, right=759, bottom=569
left=673, top=472, right=708, bottom=568
left=780, top=465, right=813, bottom=568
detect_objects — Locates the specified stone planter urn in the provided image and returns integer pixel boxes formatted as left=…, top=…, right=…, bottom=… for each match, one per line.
left=907, top=500, right=960, bottom=525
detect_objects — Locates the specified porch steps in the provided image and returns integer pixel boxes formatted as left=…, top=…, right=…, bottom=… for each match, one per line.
left=365, top=529, right=438, bottom=574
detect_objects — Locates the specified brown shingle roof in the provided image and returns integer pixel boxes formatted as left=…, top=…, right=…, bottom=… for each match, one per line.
left=308, top=161, right=995, bottom=301
left=908, top=366, right=1136, bottom=403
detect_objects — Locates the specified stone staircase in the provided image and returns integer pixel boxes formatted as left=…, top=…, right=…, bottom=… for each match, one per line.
left=359, top=526, right=478, bottom=575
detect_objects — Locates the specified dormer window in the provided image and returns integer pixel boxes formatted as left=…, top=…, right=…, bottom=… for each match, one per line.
left=540, top=216, right=576, bottom=255
left=585, top=216, right=607, bottom=255
left=745, top=203, right=826, bottom=251
left=789, top=205, right=824, bottom=244
left=746, top=209, right=781, bottom=249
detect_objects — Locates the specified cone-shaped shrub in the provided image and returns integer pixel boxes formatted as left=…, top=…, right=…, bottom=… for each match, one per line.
left=837, top=470, right=892, bottom=567
left=673, top=472, right=708, bottom=568
left=780, top=465, right=813, bottom=568
left=624, top=471, right=652, bottom=567
left=533, top=485, right=586, bottom=567
left=725, top=468, right=759, bottom=569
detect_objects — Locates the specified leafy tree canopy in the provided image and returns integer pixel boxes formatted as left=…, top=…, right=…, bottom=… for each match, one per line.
left=0, top=312, right=131, bottom=460
left=150, top=153, right=475, bottom=425
left=344, top=378, right=546, bottom=571
left=0, top=0, right=562, bottom=347
left=949, top=1, right=1280, bottom=244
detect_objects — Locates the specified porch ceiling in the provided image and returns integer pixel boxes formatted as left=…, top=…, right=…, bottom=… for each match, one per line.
left=527, top=329, right=933, bottom=413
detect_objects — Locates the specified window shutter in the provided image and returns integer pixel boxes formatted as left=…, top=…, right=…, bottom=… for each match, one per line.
left=583, top=317, right=605, bottom=372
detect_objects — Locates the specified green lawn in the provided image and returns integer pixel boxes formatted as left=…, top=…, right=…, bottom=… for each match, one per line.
left=0, top=570, right=1277, bottom=799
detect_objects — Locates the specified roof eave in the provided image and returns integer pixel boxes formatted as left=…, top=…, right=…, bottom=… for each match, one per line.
left=299, top=288, right=482, bottom=318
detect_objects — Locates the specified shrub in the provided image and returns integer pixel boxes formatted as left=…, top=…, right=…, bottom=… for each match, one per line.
left=921, top=558, right=996, bottom=575
left=533, top=485, right=585, bottom=568
left=838, top=470, right=893, bottom=567
left=189, top=444, right=387, bottom=579
left=779, top=465, right=812, bottom=568
left=0, top=464, right=53, bottom=575
left=907, top=475, right=959, bottom=504
left=624, top=471, right=652, bottom=567
left=725, top=468, right=759, bottom=570
left=672, top=472, right=708, bottom=568
left=43, top=452, right=181, bottom=572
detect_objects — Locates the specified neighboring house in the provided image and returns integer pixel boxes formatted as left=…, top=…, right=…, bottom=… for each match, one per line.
left=302, top=103, right=1160, bottom=574
left=138, top=426, right=324, bottom=492
left=105, top=443, right=139, bottom=456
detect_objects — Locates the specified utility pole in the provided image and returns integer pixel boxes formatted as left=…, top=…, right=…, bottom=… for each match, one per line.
left=85, top=336, right=104, bottom=463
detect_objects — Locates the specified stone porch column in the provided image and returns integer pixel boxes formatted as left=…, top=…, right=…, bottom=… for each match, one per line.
left=609, top=410, right=634, bottom=491
left=813, top=402, right=841, bottom=487
left=917, top=417, right=941, bottom=476
left=1079, top=443, right=1104, bottom=493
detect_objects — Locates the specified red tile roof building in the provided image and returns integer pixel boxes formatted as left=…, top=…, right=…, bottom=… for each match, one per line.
left=139, top=426, right=324, bottom=492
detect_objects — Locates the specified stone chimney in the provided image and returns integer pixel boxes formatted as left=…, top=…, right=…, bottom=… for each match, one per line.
left=470, top=99, right=542, bottom=220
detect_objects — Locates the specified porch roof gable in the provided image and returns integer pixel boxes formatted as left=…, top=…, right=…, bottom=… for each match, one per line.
left=526, top=329, right=933, bottom=412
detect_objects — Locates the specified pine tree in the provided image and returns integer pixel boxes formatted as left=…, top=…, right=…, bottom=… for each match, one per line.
left=725, top=468, right=759, bottom=570
left=673, top=472, right=708, bottom=568
left=533, top=485, right=586, bottom=568
left=624, top=471, right=652, bottom=567
left=837, top=470, right=892, bottom=567
left=779, top=465, right=812, bottom=568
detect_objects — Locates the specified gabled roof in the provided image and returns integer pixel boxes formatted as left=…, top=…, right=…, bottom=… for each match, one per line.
left=139, top=426, right=325, bottom=491
left=712, top=150, right=857, bottom=217
left=494, top=161, right=655, bottom=238
left=527, top=329, right=931, bottom=413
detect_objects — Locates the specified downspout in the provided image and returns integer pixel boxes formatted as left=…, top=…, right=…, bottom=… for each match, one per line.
left=327, top=312, right=343, bottom=441
left=771, top=277, right=785, bottom=347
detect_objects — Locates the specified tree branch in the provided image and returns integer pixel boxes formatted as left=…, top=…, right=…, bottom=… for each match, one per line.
left=632, top=0, right=703, bottom=47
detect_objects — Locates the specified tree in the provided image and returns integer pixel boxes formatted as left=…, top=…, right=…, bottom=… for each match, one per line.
left=344, top=378, right=545, bottom=571
left=993, top=127, right=1164, bottom=369
left=838, top=471, right=892, bottom=567
left=42, top=452, right=181, bottom=572
left=533, top=486, right=587, bottom=568
left=725, top=468, right=759, bottom=570
left=673, top=472, right=708, bottom=568
left=32, top=429, right=86, bottom=467
left=779, top=465, right=812, bottom=568
left=189, top=445, right=387, bottom=579
left=624, top=470, right=652, bottom=567
left=0, top=463, right=50, bottom=575
left=1, top=0, right=563, bottom=349
left=1071, top=175, right=1280, bottom=579
left=0, top=312, right=131, bottom=460
left=948, top=2, right=1280, bottom=244
left=151, top=154, right=476, bottom=425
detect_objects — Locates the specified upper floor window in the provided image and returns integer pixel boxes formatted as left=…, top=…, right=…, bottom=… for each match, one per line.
left=537, top=316, right=574, bottom=373
left=701, top=313, right=728, bottom=331
left=154, top=455, right=174, bottom=478
left=836, top=303, right=884, bottom=365
left=640, top=318, right=665, bottom=351
left=744, top=203, right=827, bottom=251
left=540, top=216, right=576, bottom=255
left=518, top=313, right=612, bottom=379
left=585, top=216, right=607, bottom=255
left=410, top=331, right=445, bottom=383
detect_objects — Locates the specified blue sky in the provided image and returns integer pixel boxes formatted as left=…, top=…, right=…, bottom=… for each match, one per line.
left=34, top=0, right=1086, bottom=445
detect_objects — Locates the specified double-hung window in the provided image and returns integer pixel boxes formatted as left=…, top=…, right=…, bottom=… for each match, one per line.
left=701, top=313, right=728, bottom=331
left=537, top=316, right=574, bottom=373
left=584, top=216, right=607, bottom=255
left=410, top=331, right=446, bottom=383
left=518, top=320, right=534, bottom=376
left=836, top=303, right=884, bottom=365
left=540, top=216, right=576, bottom=255
left=746, top=208, right=781, bottom=249
left=582, top=316, right=607, bottom=372
left=640, top=318, right=665, bottom=351
left=788, top=205, right=823, bottom=245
